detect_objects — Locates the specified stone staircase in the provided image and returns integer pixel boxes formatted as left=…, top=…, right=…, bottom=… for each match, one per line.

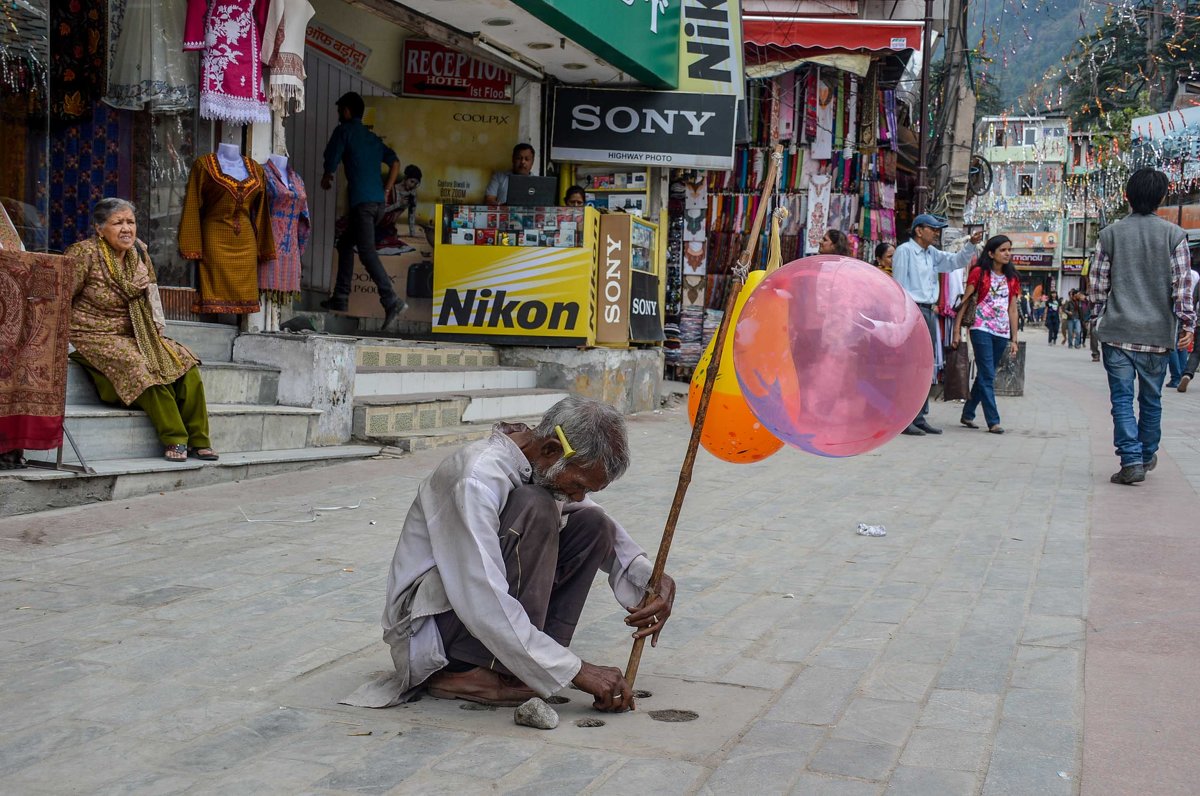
left=2, top=321, right=382, bottom=516
left=350, top=339, right=570, bottom=452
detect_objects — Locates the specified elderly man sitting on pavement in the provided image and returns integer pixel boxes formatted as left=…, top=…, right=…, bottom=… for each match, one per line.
left=344, top=395, right=675, bottom=713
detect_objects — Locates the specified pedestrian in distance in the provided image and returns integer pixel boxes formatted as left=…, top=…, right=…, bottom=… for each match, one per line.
left=892, top=214, right=984, bottom=436
left=1045, top=290, right=1061, bottom=344
left=1063, top=290, right=1081, bottom=348
left=1018, top=289, right=1031, bottom=332
left=1175, top=264, right=1200, bottom=391
left=319, top=91, right=406, bottom=328
left=873, top=242, right=895, bottom=275
left=819, top=228, right=853, bottom=257
left=1087, top=168, right=1194, bottom=485
left=952, top=235, right=1021, bottom=434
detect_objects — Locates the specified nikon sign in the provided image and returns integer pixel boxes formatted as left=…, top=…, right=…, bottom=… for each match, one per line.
left=551, top=87, right=736, bottom=170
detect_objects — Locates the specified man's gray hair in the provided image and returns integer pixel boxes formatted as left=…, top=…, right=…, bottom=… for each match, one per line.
left=92, top=198, right=137, bottom=228
left=533, top=395, right=630, bottom=482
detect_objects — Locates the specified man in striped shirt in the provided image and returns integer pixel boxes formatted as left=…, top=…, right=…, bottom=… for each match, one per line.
left=1087, top=168, right=1195, bottom=485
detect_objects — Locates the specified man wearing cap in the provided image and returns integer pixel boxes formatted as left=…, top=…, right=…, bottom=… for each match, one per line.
left=892, top=214, right=984, bottom=436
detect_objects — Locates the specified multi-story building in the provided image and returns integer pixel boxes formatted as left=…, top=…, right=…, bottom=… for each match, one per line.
left=967, top=116, right=1069, bottom=294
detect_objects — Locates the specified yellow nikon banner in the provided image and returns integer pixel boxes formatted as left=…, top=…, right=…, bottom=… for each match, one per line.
left=677, top=0, right=744, bottom=99
left=364, top=96, right=523, bottom=226
left=432, top=206, right=598, bottom=346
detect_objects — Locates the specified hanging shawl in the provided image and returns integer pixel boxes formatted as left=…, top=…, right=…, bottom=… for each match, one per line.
left=261, top=0, right=315, bottom=115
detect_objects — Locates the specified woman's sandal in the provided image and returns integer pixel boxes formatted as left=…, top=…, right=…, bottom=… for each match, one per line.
left=165, top=444, right=188, bottom=462
left=188, top=447, right=220, bottom=461
left=959, top=416, right=979, bottom=429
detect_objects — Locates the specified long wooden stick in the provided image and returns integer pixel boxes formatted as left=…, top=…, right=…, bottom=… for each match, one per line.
left=625, top=145, right=785, bottom=689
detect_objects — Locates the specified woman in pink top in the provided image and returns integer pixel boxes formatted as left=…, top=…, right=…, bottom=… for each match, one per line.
left=951, top=235, right=1021, bottom=434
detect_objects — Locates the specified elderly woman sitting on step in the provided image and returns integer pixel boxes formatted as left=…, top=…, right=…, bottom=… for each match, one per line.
left=66, top=198, right=218, bottom=463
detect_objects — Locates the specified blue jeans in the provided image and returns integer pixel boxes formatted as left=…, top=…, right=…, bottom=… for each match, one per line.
left=1067, top=318, right=1082, bottom=347
left=962, top=329, right=1010, bottom=428
left=1166, top=346, right=1188, bottom=386
left=1102, top=344, right=1167, bottom=466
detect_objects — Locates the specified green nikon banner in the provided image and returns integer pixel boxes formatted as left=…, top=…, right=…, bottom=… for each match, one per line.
left=510, top=0, right=681, bottom=88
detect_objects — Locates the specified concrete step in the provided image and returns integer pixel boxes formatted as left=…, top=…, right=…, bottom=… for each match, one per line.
left=375, top=418, right=542, bottom=453
left=355, top=338, right=500, bottom=369
left=352, top=388, right=569, bottom=438
left=25, top=403, right=320, bottom=464
left=66, top=361, right=281, bottom=406
left=354, top=366, right=538, bottom=398
left=0, top=445, right=384, bottom=517
left=166, top=320, right=237, bottom=363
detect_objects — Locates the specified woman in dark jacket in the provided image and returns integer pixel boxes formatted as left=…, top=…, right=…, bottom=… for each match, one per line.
left=1044, top=290, right=1061, bottom=345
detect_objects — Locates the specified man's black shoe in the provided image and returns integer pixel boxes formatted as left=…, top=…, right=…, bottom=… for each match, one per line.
left=320, top=297, right=348, bottom=312
left=914, top=421, right=942, bottom=435
left=1110, top=464, right=1145, bottom=485
left=382, top=300, right=406, bottom=329
left=1143, top=453, right=1157, bottom=472
left=901, top=423, right=926, bottom=436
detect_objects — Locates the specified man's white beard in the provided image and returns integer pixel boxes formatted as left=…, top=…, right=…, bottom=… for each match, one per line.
left=531, top=458, right=569, bottom=502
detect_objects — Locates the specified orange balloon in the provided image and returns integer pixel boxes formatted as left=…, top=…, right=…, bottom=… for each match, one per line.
left=687, top=270, right=785, bottom=464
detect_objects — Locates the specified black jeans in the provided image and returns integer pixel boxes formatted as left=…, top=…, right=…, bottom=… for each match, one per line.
left=334, top=202, right=399, bottom=309
left=912, top=303, right=937, bottom=424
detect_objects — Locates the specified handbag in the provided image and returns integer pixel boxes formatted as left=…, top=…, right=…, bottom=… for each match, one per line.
left=942, top=339, right=972, bottom=401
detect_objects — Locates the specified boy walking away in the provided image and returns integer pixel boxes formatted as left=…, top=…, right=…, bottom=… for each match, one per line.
left=1088, top=168, right=1195, bottom=485
left=320, top=91, right=405, bottom=328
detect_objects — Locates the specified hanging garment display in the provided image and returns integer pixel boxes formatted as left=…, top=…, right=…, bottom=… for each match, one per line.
left=805, top=173, right=832, bottom=255
left=185, top=0, right=272, bottom=124
left=106, top=0, right=197, bottom=111
left=811, top=69, right=835, bottom=161
left=260, top=159, right=309, bottom=301
left=261, top=0, right=314, bottom=115
left=178, top=153, right=276, bottom=314
left=49, top=0, right=106, bottom=120
left=0, top=251, right=73, bottom=452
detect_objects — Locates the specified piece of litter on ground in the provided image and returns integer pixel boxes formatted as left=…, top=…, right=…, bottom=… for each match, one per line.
left=314, top=503, right=362, bottom=511
left=342, top=568, right=354, bottom=573
left=782, top=593, right=795, bottom=599
left=856, top=523, right=887, bottom=537
left=348, top=731, right=372, bottom=736
left=238, top=506, right=317, bottom=524
left=514, top=698, right=559, bottom=730
left=369, top=521, right=377, bottom=526
left=1057, top=771, right=1071, bottom=779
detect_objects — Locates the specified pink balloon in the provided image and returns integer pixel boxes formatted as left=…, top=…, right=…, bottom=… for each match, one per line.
left=732, top=255, right=933, bottom=458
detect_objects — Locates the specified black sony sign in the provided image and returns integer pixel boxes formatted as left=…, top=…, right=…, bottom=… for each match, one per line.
left=551, top=87, right=736, bottom=170
left=629, top=271, right=664, bottom=342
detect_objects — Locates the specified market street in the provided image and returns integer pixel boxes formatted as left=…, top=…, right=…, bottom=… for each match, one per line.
left=1, top=341, right=1197, bottom=796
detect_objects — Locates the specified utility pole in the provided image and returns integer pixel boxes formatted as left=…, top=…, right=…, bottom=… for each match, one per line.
left=915, top=0, right=934, bottom=215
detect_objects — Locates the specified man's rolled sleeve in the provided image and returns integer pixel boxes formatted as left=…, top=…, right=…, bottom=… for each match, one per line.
left=1171, top=239, right=1195, bottom=332
left=1087, top=242, right=1111, bottom=309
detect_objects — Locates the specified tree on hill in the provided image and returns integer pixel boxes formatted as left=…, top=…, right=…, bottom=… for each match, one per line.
left=1059, top=0, right=1200, bottom=123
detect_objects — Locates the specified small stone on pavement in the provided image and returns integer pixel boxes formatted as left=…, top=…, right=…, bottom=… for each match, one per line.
left=514, top=698, right=559, bottom=730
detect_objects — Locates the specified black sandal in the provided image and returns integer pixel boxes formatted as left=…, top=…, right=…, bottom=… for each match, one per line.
left=188, top=447, right=219, bottom=461
left=165, top=444, right=188, bottom=462
left=960, top=416, right=979, bottom=429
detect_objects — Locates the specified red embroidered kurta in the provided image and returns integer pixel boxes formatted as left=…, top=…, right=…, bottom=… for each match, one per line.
left=184, top=0, right=271, bottom=124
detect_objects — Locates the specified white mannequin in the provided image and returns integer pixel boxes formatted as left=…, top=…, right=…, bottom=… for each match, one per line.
left=267, top=153, right=291, bottom=187
left=216, top=142, right=249, bottom=180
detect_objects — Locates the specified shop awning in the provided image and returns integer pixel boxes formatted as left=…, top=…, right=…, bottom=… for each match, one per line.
left=744, top=17, right=924, bottom=65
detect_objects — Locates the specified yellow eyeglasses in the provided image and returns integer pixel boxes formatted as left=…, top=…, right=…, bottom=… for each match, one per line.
left=554, top=425, right=576, bottom=459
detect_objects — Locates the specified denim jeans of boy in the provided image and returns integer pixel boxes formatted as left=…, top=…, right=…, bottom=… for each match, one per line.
left=1167, top=346, right=1188, bottom=386
left=1101, top=344, right=1167, bottom=466
left=962, top=329, right=1010, bottom=428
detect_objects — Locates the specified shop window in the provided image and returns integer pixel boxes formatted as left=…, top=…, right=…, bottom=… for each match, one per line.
left=1024, top=127, right=1039, bottom=146
left=1019, top=174, right=1034, bottom=196
left=994, top=125, right=1005, bottom=147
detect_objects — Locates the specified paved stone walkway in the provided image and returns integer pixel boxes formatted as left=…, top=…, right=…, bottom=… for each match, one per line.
left=1, top=340, right=1197, bottom=795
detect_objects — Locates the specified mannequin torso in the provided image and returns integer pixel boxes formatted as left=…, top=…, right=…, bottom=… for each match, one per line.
left=267, top=154, right=291, bottom=187
left=216, top=142, right=249, bottom=181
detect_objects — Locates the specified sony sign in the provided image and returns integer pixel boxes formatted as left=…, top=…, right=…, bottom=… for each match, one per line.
left=551, top=87, right=736, bottom=170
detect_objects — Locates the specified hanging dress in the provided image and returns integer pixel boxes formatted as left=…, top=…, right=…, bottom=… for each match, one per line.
left=179, top=154, right=276, bottom=314
left=184, top=0, right=272, bottom=124
left=106, top=0, right=198, bottom=111
left=260, top=160, right=309, bottom=301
